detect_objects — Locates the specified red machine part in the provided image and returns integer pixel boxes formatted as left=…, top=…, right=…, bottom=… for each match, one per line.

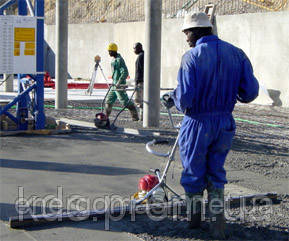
left=43, top=74, right=131, bottom=89
left=138, top=175, right=159, bottom=191
left=44, top=72, right=55, bottom=88
left=95, top=112, right=107, bottom=121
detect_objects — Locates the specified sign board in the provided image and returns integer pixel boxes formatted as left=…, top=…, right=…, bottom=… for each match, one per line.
left=0, top=16, right=37, bottom=74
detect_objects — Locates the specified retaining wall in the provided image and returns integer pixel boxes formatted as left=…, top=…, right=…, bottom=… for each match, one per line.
left=45, top=11, right=289, bottom=106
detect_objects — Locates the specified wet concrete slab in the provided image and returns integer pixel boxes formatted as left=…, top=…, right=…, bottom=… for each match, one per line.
left=1, top=128, right=278, bottom=241
left=0, top=131, right=152, bottom=240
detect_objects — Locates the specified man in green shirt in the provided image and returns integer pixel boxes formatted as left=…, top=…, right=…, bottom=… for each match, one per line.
left=105, top=43, right=139, bottom=121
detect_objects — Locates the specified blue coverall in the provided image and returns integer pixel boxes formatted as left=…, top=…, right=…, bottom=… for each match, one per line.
left=172, top=35, right=259, bottom=194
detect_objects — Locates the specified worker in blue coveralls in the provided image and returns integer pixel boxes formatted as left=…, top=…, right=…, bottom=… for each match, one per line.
left=169, top=12, right=259, bottom=239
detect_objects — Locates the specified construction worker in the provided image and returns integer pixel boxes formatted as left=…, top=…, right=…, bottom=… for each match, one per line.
left=133, top=42, right=144, bottom=120
left=105, top=43, right=139, bottom=121
left=170, top=12, right=259, bottom=239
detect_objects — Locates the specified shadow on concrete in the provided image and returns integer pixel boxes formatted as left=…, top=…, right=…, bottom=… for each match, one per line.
left=0, top=159, right=145, bottom=176
left=36, top=126, right=159, bottom=144
left=0, top=203, right=18, bottom=222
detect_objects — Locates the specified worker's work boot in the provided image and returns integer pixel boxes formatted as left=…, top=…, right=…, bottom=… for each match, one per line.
left=105, top=103, right=113, bottom=118
left=186, top=192, right=203, bottom=229
left=128, top=105, right=139, bottom=121
left=207, top=184, right=226, bottom=240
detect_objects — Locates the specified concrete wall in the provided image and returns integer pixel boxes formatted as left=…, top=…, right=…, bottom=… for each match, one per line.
left=216, top=11, right=289, bottom=106
left=113, top=21, right=145, bottom=82
left=112, top=19, right=188, bottom=87
left=45, top=23, right=114, bottom=82
left=44, top=11, right=289, bottom=107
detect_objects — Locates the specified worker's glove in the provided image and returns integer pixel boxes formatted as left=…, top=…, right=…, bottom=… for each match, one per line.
left=115, top=82, right=128, bottom=90
left=161, top=92, right=175, bottom=109
left=115, top=81, right=121, bottom=89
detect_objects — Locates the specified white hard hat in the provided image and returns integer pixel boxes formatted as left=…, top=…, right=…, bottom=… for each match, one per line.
left=182, top=12, right=213, bottom=31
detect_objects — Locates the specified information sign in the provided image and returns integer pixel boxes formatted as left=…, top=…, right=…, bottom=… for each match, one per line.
left=0, top=16, right=37, bottom=74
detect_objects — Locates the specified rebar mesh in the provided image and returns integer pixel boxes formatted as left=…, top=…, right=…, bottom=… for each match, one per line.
left=44, top=0, right=289, bottom=25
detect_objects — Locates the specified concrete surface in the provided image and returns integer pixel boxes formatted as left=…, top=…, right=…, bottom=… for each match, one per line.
left=0, top=130, right=155, bottom=240
left=1, top=100, right=289, bottom=240
left=1, top=125, right=287, bottom=240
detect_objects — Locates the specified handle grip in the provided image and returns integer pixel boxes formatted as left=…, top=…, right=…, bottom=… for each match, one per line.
left=146, top=139, right=170, bottom=157
left=149, top=168, right=161, bottom=174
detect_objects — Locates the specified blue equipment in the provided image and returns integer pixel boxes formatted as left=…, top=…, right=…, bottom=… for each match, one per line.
left=0, top=0, right=45, bottom=131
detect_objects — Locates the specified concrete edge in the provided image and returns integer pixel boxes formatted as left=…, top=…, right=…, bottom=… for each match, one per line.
left=59, top=118, right=176, bottom=137
left=0, top=128, right=71, bottom=136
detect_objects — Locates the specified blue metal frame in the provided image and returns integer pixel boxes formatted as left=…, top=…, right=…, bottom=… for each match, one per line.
left=34, top=0, right=45, bottom=129
left=18, top=0, right=27, bottom=15
left=0, top=0, right=45, bottom=131
left=17, top=0, right=28, bottom=131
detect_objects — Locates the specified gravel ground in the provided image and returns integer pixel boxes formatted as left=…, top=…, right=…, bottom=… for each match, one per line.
left=34, top=101, right=289, bottom=240
left=118, top=194, right=289, bottom=240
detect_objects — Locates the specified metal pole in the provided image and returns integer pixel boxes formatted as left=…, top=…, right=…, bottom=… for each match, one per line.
left=143, top=0, right=162, bottom=127
left=3, top=74, right=14, bottom=92
left=55, top=0, right=68, bottom=109
left=25, top=0, right=34, bottom=16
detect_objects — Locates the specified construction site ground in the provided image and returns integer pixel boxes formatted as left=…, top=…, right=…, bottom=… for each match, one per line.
left=0, top=98, right=288, bottom=240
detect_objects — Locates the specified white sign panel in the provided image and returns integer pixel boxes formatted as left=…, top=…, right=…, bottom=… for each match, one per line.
left=0, top=16, right=37, bottom=74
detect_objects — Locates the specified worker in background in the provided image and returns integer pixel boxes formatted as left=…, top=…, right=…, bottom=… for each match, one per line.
left=170, top=12, right=259, bottom=239
left=106, top=43, right=139, bottom=121
left=133, top=42, right=144, bottom=120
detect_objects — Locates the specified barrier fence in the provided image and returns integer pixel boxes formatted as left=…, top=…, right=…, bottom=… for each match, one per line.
left=43, top=0, right=289, bottom=24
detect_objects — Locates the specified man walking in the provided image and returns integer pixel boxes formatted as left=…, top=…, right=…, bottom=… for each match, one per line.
left=133, top=42, right=144, bottom=120
left=171, top=12, right=259, bottom=239
left=105, top=43, right=139, bottom=121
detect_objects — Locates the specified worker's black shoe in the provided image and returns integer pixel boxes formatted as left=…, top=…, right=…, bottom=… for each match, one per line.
left=207, top=184, right=226, bottom=240
left=187, top=212, right=201, bottom=229
left=209, top=213, right=226, bottom=240
left=128, top=105, right=139, bottom=121
left=185, top=192, right=203, bottom=229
